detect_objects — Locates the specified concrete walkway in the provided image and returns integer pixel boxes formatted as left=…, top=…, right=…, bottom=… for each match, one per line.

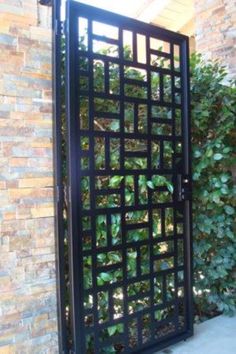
left=159, top=315, right=236, bottom=354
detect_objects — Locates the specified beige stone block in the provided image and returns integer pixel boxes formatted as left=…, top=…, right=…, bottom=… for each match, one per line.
left=9, top=157, right=28, bottom=167
left=8, top=188, right=32, bottom=199
left=0, top=13, right=37, bottom=27
left=30, top=26, right=51, bottom=42
left=0, top=181, right=6, bottom=189
left=6, top=180, right=19, bottom=189
left=18, top=177, right=53, bottom=188
left=30, top=206, right=54, bottom=218
left=3, top=211, right=16, bottom=220
left=31, top=141, right=52, bottom=149
left=0, top=346, right=12, bottom=354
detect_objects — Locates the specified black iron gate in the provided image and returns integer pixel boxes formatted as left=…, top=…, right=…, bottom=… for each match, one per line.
left=63, top=1, right=193, bottom=353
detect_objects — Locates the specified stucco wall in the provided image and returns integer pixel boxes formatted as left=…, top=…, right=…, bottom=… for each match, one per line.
left=0, top=1, right=58, bottom=352
left=194, top=0, right=236, bottom=80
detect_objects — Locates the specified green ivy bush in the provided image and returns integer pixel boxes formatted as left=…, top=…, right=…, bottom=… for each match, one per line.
left=191, top=54, right=236, bottom=318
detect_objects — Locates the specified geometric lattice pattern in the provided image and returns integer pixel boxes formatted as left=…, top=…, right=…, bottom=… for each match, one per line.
left=66, top=2, right=192, bottom=353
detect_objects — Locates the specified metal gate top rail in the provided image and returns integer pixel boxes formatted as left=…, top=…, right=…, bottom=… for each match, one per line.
left=62, top=1, right=193, bottom=353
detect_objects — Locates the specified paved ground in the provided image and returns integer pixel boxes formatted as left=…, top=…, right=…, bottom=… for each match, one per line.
left=158, top=315, right=236, bottom=354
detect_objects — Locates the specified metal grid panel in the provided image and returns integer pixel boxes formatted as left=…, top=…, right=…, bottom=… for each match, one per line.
left=66, top=2, right=193, bottom=353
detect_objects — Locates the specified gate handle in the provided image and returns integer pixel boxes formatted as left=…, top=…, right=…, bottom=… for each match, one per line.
left=177, top=174, right=190, bottom=201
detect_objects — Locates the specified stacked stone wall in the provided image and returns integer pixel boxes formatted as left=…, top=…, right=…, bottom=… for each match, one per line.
left=194, top=0, right=236, bottom=80
left=0, top=1, right=58, bottom=352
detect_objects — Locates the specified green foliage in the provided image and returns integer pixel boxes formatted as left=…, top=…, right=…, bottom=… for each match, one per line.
left=191, top=54, right=236, bottom=317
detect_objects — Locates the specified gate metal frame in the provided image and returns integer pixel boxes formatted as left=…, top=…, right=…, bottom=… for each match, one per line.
left=52, top=0, right=68, bottom=352
left=52, top=1, right=193, bottom=353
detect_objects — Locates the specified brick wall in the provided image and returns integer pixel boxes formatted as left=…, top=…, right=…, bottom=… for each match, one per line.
left=194, top=0, right=236, bottom=80
left=0, top=1, right=58, bottom=353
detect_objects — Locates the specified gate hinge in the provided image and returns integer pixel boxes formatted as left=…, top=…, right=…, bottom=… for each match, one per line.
left=55, top=20, right=66, bottom=36
left=39, top=0, right=52, bottom=6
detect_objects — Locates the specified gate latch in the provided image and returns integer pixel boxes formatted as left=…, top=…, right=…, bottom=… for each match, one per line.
left=177, top=175, right=191, bottom=201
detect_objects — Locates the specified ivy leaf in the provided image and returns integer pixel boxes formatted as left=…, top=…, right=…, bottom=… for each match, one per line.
left=110, top=120, right=119, bottom=131
left=166, top=182, right=174, bottom=194
left=194, top=150, right=202, bottom=158
left=206, top=148, right=213, bottom=157
left=221, top=174, right=229, bottom=183
left=97, top=277, right=104, bottom=286
left=224, top=206, right=234, bottom=215
left=107, top=325, right=117, bottom=336
left=109, top=175, right=124, bottom=187
left=100, top=272, right=112, bottom=282
left=213, top=153, right=223, bottom=161
left=223, top=147, right=231, bottom=153
left=97, top=215, right=106, bottom=224
left=220, top=186, right=228, bottom=195
left=147, top=180, right=155, bottom=189
left=110, top=253, right=121, bottom=262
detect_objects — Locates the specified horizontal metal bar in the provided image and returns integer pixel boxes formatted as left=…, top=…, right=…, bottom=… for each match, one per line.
left=124, top=78, right=148, bottom=86
left=151, top=118, right=172, bottom=124
left=96, top=262, right=123, bottom=273
left=94, top=111, right=120, bottom=119
left=153, top=252, right=175, bottom=260
left=92, top=33, right=119, bottom=45
left=81, top=168, right=174, bottom=177
left=150, top=49, right=171, bottom=59
left=81, top=202, right=175, bottom=216
left=78, top=129, right=182, bottom=141
left=125, top=222, right=149, bottom=230
left=124, top=151, right=147, bottom=158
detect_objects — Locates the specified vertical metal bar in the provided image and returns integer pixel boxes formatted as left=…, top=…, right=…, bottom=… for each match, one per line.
left=66, top=1, right=85, bottom=352
left=105, top=61, right=110, bottom=94
left=134, top=175, right=139, bottom=207
left=170, top=42, right=179, bottom=331
left=161, top=208, right=165, bottom=236
left=88, top=18, right=100, bottom=352
left=119, top=26, right=129, bottom=351
left=180, top=37, right=193, bottom=335
left=133, top=32, right=137, bottom=63
left=105, top=135, right=110, bottom=171
left=52, top=0, right=68, bottom=352
left=159, top=72, right=164, bottom=104
left=146, top=33, right=155, bottom=341
left=134, top=103, right=138, bottom=134
left=136, top=246, right=141, bottom=277
left=159, top=140, right=164, bottom=169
